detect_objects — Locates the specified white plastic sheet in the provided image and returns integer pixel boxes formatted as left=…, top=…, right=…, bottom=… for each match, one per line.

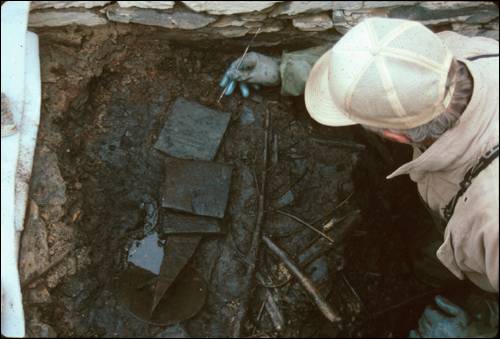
left=1, top=1, right=40, bottom=337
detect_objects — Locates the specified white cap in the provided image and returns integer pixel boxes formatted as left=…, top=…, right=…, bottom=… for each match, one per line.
left=305, top=17, right=455, bottom=129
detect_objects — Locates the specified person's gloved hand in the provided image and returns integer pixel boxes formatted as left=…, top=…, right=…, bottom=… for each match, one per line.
left=220, top=52, right=280, bottom=97
left=409, top=295, right=469, bottom=338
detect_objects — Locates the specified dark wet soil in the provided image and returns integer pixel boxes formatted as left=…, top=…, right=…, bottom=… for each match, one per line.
left=26, top=24, right=439, bottom=338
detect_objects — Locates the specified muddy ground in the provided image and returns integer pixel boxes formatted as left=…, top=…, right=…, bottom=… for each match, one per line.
left=20, top=24, right=442, bottom=338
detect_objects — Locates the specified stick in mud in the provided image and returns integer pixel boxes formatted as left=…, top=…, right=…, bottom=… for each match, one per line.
left=257, top=273, right=285, bottom=332
left=232, top=106, right=271, bottom=337
left=262, top=236, right=341, bottom=323
left=274, top=209, right=335, bottom=244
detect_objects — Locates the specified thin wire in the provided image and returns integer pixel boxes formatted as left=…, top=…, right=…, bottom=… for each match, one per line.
left=217, top=27, right=262, bottom=103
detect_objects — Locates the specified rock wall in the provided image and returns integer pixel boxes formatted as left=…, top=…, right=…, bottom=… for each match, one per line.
left=28, top=1, right=499, bottom=44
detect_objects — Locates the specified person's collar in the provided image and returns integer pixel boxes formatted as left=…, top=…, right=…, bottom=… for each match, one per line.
left=387, top=58, right=498, bottom=179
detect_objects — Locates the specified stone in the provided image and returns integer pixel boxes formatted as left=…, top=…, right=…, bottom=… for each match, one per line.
left=182, top=1, right=282, bottom=15
left=419, top=1, right=494, bottom=11
left=240, top=106, right=256, bottom=125
left=293, top=13, right=333, bottom=31
left=485, top=21, right=499, bottom=31
left=212, top=16, right=247, bottom=28
left=389, top=2, right=498, bottom=25
left=271, top=1, right=333, bottom=17
left=29, top=10, right=108, bottom=27
left=107, top=5, right=216, bottom=29
left=274, top=190, right=295, bottom=208
left=31, top=1, right=110, bottom=9
left=27, top=285, right=52, bottom=304
left=161, top=157, right=233, bottom=219
left=240, top=12, right=268, bottom=22
left=215, top=27, right=250, bottom=38
left=154, top=98, right=230, bottom=161
left=244, top=21, right=264, bottom=29
left=451, top=22, right=483, bottom=36
left=19, top=201, right=50, bottom=283
left=419, top=16, right=472, bottom=26
left=479, top=30, right=499, bottom=41
left=331, top=1, right=364, bottom=11
left=305, top=256, right=331, bottom=285
left=117, top=1, right=175, bottom=10
left=160, top=211, right=222, bottom=234
left=363, top=1, right=419, bottom=9
left=259, top=21, right=285, bottom=33
left=155, top=324, right=190, bottom=338
left=465, top=12, right=499, bottom=24
left=128, top=232, right=164, bottom=275
left=27, top=311, right=58, bottom=338
left=46, top=255, right=77, bottom=289
left=333, top=8, right=388, bottom=34
left=75, top=247, right=92, bottom=271
left=140, top=194, right=158, bottom=234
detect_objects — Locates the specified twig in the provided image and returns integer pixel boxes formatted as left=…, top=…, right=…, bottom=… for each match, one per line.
left=256, top=275, right=291, bottom=289
left=262, top=236, right=341, bottom=323
left=341, top=271, right=364, bottom=308
left=257, top=273, right=285, bottom=331
left=336, top=192, right=354, bottom=209
left=243, top=332, right=272, bottom=338
left=271, top=134, right=279, bottom=166
left=274, top=210, right=335, bottom=244
left=263, top=292, right=284, bottom=332
left=22, top=247, right=74, bottom=288
left=256, top=300, right=267, bottom=322
left=252, top=300, right=267, bottom=336
left=369, top=288, right=443, bottom=319
left=232, top=106, right=271, bottom=337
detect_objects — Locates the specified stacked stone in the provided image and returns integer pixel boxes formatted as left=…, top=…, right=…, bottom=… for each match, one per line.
left=27, top=1, right=500, bottom=41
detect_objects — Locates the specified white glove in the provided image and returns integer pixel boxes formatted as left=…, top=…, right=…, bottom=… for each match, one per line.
left=220, top=52, right=281, bottom=97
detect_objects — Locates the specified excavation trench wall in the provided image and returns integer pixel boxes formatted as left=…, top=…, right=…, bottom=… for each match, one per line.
left=29, top=1, right=499, bottom=47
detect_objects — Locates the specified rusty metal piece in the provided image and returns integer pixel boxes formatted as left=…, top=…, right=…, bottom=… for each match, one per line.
left=150, top=235, right=202, bottom=314
left=154, top=98, right=230, bottom=161
left=160, top=210, right=223, bottom=235
left=161, top=157, right=232, bottom=219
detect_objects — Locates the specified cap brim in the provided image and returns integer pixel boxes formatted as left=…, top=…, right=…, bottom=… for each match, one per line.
left=305, top=50, right=358, bottom=127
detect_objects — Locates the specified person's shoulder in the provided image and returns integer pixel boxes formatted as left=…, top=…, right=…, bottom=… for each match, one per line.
left=437, top=31, right=499, bottom=59
left=457, top=157, right=499, bottom=224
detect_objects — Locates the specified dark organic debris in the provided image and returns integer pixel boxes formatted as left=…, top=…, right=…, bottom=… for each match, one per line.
left=141, top=194, right=159, bottom=234
left=115, top=265, right=207, bottom=326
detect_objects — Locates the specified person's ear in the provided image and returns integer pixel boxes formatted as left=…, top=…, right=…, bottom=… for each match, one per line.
left=382, top=130, right=412, bottom=144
